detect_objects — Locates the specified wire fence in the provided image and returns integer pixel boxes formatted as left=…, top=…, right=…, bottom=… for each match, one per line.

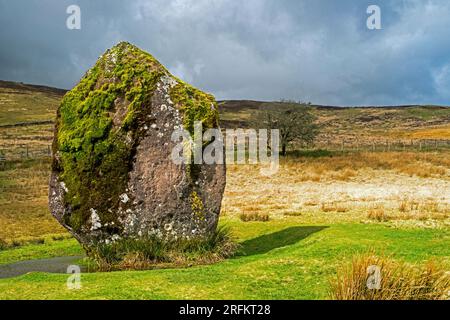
left=313, top=139, right=450, bottom=152
left=0, top=145, right=52, bottom=162
left=0, top=139, right=449, bottom=163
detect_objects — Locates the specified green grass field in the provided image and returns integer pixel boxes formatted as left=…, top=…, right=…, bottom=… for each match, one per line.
left=1, top=218, right=449, bottom=300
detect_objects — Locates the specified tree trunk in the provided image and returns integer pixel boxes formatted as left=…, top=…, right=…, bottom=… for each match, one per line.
left=282, top=144, right=287, bottom=156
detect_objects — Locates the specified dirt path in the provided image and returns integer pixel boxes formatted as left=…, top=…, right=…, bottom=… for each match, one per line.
left=0, top=256, right=85, bottom=279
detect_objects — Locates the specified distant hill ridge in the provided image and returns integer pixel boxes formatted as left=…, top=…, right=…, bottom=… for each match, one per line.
left=1, top=80, right=449, bottom=110
left=218, top=100, right=450, bottom=110
left=0, top=80, right=67, bottom=96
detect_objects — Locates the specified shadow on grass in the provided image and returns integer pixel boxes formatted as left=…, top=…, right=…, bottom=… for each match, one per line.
left=237, top=226, right=328, bottom=256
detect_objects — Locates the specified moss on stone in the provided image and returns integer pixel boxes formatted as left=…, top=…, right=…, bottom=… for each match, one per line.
left=189, top=191, right=205, bottom=221
left=169, top=81, right=219, bottom=136
left=55, top=42, right=166, bottom=233
left=169, top=80, right=219, bottom=183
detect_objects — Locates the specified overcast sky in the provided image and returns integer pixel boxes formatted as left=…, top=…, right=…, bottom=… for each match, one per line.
left=1, top=0, right=450, bottom=106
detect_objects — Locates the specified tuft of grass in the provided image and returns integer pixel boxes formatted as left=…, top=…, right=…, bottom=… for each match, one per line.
left=399, top=198, right=420, bottom=213
left=2, top=237, right=46, bottom=249
left=239, top=212, right=270, bottom=222
left=321, top=202, right=349, bottom=213
left=367, top=206, right=389, bottom=222
left=303, top=200, right=319, bottom=207
left=0, top=238, right=6, bottom=251
left=330, top=253, right=450, bottom=300
left=51, top=234, right=73, bottom=242
left=89, top=226, right=238, bottom=271
left=283, top=211, right=302, bottom=217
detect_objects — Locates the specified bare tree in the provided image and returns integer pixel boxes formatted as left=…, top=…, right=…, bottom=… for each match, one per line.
left=255, top=100, right=318, bottom=156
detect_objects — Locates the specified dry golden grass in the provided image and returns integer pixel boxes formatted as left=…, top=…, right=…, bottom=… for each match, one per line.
left=0, top=124, right=53, bottom=161
left=330, top=253, right=450, bottom=300
left=395, top=198, right=449, bottom=221
left=400, top=163, right=447, bottom=178
left=223, top=151, right=449, bottom=225
left=0, top=159, right=66, bottom=240
left=409, top=126, right=450, bottom=140
left=399, top=198, right=420, bottom=213
left=283, top=151, right=449, bottom=180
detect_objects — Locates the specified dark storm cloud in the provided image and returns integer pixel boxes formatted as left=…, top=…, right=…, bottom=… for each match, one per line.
left=1, top=0, right=450, bottom=105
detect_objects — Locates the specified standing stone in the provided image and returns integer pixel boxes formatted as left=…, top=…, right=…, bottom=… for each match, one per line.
left=49, top=42, right=226, bottom=249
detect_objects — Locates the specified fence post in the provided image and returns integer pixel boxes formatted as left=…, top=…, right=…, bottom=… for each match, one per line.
left=26, top=145, right=29, bottom=158
left=0, top=151, right=5, bottom=169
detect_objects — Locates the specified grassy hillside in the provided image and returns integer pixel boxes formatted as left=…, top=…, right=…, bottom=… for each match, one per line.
left=219, top=100, right=450, bottom=144
left=0, top=81, right=64, bottom=161
left=0, top=80, right=65, bottom=126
